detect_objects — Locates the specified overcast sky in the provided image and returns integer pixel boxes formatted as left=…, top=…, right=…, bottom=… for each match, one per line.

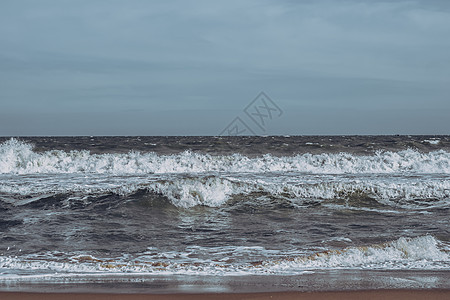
left=0, top=0, right=449, bottom=135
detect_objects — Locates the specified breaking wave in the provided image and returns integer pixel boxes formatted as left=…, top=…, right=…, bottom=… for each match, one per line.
left=265, top=235, right=450, bottom=271
left=1, top=138, right=450, bottom=175
left=133, top=176, right=450, bottom=209
left=1, top=174, right=449, bottom=209
left=0, top=236, right=448, bottom=277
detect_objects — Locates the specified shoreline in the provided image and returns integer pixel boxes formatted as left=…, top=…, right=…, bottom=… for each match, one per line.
left=0, top=290, right=449, bottom=300
left=2, top=270, right=449, bottom=293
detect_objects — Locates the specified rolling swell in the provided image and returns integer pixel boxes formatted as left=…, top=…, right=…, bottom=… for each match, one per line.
left=1, top=174, right=448, bottom=211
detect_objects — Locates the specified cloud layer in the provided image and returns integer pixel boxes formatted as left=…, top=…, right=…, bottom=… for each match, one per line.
left=1, top=0, right=449, bottom=135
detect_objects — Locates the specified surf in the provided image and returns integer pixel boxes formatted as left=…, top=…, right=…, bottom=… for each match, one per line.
left=1, top=138, right=450, bottom=175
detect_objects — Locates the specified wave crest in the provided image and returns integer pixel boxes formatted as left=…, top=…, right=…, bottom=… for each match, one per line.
left=268, top=235, right=449, bottom=271
left=1, top=138, right=450, bottom=175
left=1, top=173, right=449, bottom=209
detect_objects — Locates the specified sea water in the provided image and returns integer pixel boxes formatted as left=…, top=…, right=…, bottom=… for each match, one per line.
left=0, top=136, right=449, bottom=292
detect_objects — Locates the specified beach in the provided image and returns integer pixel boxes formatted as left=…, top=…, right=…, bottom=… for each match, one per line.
left=1, top=290, right=450, bottom=300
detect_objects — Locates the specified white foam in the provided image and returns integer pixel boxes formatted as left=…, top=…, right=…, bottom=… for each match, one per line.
left=1, top=139, right=449, bottom=175
left=265, top=235, right=450, bottom=271
left=281, top=180, right=450, bottom=208
left=0, top=236, right=448, bottom=277
left=1, top=139, right=449, bottom=209
left=424, top=139, right=441, bottom=145
left=0, top=172, right=449, bottom=209
left=148, top=176, right=238, bottom=208
left=147, top=176, right=450, bottom=208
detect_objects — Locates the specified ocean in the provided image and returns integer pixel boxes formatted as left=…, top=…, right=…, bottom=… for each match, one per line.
left=0, top=136, right=449, bottom=293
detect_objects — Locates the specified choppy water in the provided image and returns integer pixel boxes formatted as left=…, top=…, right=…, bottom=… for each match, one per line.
left=0, top=136, right=449, bottom=290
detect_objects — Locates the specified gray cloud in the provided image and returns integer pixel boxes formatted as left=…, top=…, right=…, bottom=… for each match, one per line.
left=0, top=0, right=449, bottom=135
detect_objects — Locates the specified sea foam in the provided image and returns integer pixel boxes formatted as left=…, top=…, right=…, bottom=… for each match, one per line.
left=1, top=138, right=449, bottom=175
left=269, top=235, right=449, bottom=271
left=0, top=236, right=448, bottom=276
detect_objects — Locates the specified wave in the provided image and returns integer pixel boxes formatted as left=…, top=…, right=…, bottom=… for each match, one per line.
left=1, top=138, right=450, bottom=175
left=144, top=176, right=450, bottom=209
left=0, top=236, right=448, bottom=276
left=1, top=174, right=449, bottom=209
left=264, top=235, right=450, bottom=271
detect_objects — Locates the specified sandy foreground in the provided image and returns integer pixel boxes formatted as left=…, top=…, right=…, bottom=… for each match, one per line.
left=0, top=290, right=449, bottom=300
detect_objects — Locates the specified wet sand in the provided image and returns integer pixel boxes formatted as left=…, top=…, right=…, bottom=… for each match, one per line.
left=0, top=290, right=449, bottom=300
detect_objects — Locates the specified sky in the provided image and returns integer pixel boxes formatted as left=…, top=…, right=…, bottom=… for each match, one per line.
left=0, top=0, right=449, bottom=136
